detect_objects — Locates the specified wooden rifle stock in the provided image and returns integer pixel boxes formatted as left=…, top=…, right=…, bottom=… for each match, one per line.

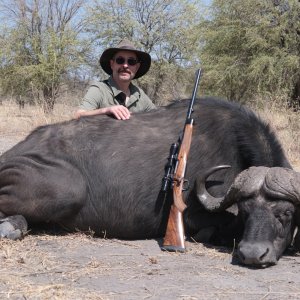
left=162, top=204, right=185, bottom=251
left=162, top=122, right=193, bottom=252
left=161, top=68, right=201, bottom=252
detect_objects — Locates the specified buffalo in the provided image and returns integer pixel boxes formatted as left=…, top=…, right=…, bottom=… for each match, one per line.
left=0, top=97, right=299, bottom=267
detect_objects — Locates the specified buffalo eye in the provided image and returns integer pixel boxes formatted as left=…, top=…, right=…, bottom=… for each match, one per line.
left=271, top=201, right=295, bottom=224
left=284, top=210, right=292, bottom=218
left=275, top=210, right=293, bottom=226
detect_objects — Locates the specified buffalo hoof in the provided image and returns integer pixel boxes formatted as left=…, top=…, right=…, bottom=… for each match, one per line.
left=0, top=215, right=28, bottom=240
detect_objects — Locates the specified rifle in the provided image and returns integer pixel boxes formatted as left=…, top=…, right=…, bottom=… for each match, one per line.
left=161, top=69, right=202, bottom=252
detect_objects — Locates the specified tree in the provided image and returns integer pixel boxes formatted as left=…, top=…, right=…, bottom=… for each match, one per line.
left=198, top=0, right=300, bottom=106
left=0, top=0, right=87, bottom=111
left=86, top=0, right=202, bottom=105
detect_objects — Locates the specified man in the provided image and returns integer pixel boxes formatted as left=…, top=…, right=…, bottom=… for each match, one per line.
left=75, top=40, right=156, bottom=120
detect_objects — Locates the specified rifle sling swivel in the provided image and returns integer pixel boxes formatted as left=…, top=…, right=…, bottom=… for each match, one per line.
left=173, top=177, right=190, bottom=191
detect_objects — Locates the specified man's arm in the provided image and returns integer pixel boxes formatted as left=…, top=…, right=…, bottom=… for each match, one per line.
left=139, top=88, right=157, bottom=111
left=75, top=83, right=131, bottom=120
left=74, top=105, right=131, bottom=120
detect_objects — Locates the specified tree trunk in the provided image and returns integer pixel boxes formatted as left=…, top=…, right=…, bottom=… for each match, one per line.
left=289, top=79, right=300, bottom=111
left=42, top=86, right=58, bottom=113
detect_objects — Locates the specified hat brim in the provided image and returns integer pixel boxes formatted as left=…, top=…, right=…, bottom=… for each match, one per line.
left=99, top=48, right=151, bottom=79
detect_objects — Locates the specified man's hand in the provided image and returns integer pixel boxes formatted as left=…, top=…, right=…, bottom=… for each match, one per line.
left=105, top=105, right=131, bottom=120
left=74, top=105, right=131, bottom=120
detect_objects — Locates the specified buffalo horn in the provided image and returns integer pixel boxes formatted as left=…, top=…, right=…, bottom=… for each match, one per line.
left=263, top=167, right=300, bottom=204
left=198, top=166, right=270, bottom=212
left=196, top=165, right=231, bottom=212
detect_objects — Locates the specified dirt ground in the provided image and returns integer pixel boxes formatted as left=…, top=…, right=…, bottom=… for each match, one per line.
left=1, top=136, right=300, bottom=300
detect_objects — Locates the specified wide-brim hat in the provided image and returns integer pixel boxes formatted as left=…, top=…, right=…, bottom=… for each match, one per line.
left=99, top=39, right=151, bottom=79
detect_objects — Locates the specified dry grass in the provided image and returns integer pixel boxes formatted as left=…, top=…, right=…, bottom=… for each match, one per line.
left=252, top=103, right=300, bottom=170
left=0, top=99, right=74, bottom=137
left=0, top=234, right=258, bottom=299
left=263, top=110, right=300, bottom=169
left=0, top=234, right=123, bottom=299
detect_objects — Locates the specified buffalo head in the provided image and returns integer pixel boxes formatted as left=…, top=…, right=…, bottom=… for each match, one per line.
left=197, top=166, right=300, bottom=267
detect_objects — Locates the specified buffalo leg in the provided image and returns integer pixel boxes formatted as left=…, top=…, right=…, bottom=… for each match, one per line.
left=0, top=158, right=87, bottom=233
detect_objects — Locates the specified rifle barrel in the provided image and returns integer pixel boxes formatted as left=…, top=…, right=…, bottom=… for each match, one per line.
left=186, top=68, right=202, bottom=121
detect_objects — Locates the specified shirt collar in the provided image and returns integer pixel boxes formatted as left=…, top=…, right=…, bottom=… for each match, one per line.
left=108, top=76, right=140, bottom=107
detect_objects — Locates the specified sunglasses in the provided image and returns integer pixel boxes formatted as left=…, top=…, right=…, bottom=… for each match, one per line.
left=114, top=56, right=140, bottom=66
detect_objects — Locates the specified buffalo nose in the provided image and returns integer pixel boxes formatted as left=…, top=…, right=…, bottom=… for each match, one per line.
left=238, top=241, right=277, bottom=266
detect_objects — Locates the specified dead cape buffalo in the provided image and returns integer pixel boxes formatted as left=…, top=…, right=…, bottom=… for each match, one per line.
left=0, top=97, right=300, bottom=267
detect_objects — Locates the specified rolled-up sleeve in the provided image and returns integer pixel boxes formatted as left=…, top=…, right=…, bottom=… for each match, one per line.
left=79, top=86, right=103, bottom=110
left=140, top=89, right=157, bottom=111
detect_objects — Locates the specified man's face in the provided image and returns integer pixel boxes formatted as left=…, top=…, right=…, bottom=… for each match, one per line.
left=110, top=50, right=140, bottom=83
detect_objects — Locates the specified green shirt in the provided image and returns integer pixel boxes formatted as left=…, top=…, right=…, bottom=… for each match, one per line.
left=79, top=76, right=156, bottom=113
